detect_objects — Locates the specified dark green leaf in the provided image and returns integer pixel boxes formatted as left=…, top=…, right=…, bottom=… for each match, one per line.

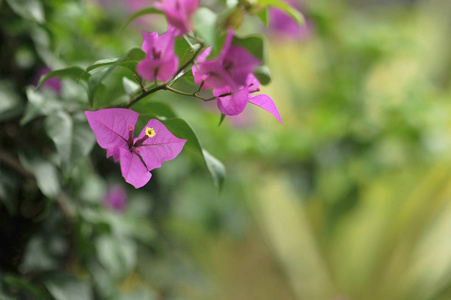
left=19, top=153, right=60, bottom=198
left=122, top=6, right=164, bottom=29
left=258, top=0, right=305, bottom=26
left=254, top=65, right=271, bottom=85
left=160, top=118, right=226, bottom=189
left=232, top=34, right=268, bottom=64
left=134, top=101, right=177, bottom=119
left=85, top=48, right=145, bottom=74
left=218, top=113, right=226, bottom=126
left=36, top=66, right=90, bottom=89
left=3, top=275, right=46, bottom=298
left=88, top=48, right=145, bottom=108
left=0, top=80, right=24, bottom=122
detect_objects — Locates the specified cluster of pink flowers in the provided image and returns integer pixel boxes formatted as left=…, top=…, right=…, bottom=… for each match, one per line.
left=137, top=0, right=282, bottom=123
left=86, top=0, right=285, bottom=188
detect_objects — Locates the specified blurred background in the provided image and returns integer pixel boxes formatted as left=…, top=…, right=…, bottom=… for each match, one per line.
left=1, top=0, right=451, bottom=299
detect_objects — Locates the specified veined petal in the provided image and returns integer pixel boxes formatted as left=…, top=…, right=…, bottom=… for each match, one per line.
left=136, top=119, right=187, bottom=171
left=249, top=94, right=283, bottom=124
left=119, top=147, right=152, bottom=189
left=85, top=109, right=138, bottom=151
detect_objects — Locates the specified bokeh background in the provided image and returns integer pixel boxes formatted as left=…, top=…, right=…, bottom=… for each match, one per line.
left=1, top=0, right=451, bottom=299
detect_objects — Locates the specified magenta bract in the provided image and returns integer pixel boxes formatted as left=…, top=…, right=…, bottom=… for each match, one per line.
left=155, top=0, right=199, bottom=36
left=137, top=29, right=179, bottom=82
left=192, top=30, right=260, bottom=91
left=215, top=75, right=283, bottom=123
left=85, top=109, right=186, bottom=188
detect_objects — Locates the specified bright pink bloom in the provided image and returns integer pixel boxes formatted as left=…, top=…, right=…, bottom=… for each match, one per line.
left=192, top=30, right=260, bottom=91
left=85, top=109, right=186, bottom=188
left=214, top=75, right=282, bottom=123
left=155, top=0, right=199, bottom=35
left=137, top=29, right=179, bottom=82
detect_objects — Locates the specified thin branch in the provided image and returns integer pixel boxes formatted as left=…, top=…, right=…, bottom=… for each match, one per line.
left=126, top=43, right=206, bottom=108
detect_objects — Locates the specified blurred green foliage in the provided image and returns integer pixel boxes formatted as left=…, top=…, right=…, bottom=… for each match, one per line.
left=1, top=0, right=451, bottom=299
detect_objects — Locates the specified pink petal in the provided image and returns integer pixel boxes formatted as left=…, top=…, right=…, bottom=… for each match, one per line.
left=119, top=147, right=152, bottom=189
left=137, top=59, right=160, bottom=82
left=249, top=94, right=283, bottom=124
left=157, top=56, right=179, bottom=82
left=217, top=87, right=249, bottom=116
left=136, top=119, right=187, bottom=171
left=225, top=46, right=260, bottom=86
left=107, top=146, right=121, bottom=162
left=219, top=29, right=234, bottom=59
left=85, top=109, right=138, bottom=151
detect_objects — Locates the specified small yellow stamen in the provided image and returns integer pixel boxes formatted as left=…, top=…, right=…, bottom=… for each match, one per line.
left=145, top=127, right=156, bottom=138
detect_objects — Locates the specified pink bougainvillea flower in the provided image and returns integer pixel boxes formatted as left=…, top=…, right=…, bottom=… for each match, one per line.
left=85, top=109, right=186, bottom=188
left=137, top=29, right=179, bottom=82
left=155, top=0, right=200, bottom=36
left=214, top=74, right=283, bottom=124
left=104, top=184, right=127, bottom=211
left=192, top=30, right=260, bottom=91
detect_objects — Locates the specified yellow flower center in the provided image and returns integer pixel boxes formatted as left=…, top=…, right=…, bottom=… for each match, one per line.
left=145, top=127, right=156, bottom=138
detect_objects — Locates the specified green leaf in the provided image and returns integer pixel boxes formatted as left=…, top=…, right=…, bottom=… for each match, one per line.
left=45, top=111, right=72, bottom=165
left=133, top=101, right=177, bottom=119
left=3, top=275, right=46, bottom=298
left=45, top=274, right=92, bottom=300
left=232, top=34, right=268, bottom=64
left=122, top=6, right=164, bottom=29
left=257, top=6, right=269, bottom=27
left=254, top=65, right=271, bottom=85
left=36, top=66, right=90, bottom=90
left=193, top=8, right=218, bottom=48
left=85, top=48, right=145, bottom=74
left=5, top=0, right=44, bottom=23
left=159, top=118, right=226, bottom=189
left=218, top=113, right=226, bottom=126
left=202, top=149, right=226, bottom=191
left=0, top=80, right=24, bottom=122
left=96, top=236, right=137, bottom=279
left=21, top=88, right=62, bottom=125
left=122, top=77, right=140, bottom=96
left=258, top=0, right=305, bottom=26
left=45, top=112, right=95, bottom=173
left=0, top=171, right=18, bottom=215
left=19, top=153, right=60, bottom=199
left=88, top=48, right=145, bottom=108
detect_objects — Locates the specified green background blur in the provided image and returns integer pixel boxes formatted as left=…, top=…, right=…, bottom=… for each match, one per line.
left=2, top=0, right=451, bottom=299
